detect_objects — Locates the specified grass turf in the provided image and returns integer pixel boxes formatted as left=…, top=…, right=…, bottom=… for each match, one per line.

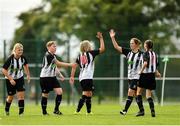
left=0, top=103, right=180, bottom=125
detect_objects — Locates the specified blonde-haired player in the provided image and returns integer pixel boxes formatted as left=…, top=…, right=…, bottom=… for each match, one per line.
left=40, top=41, right=74, bottom=115
left=70, top=32, right=105, bottom=115
left=2, top=43, right=30, bottom=115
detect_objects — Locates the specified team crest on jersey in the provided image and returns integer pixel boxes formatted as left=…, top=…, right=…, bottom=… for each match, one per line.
left=128, top=60, right=134, bottom=65
left=51, top=64, right=56, bottom=68
left=80, top=55, right=88, bottom=65
left=10, top=68, right=18, bottom=72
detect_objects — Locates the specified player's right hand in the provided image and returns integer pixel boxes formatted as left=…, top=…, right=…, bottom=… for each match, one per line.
left=96, top=32, right=103, bottom=39
left=10, top=79, right=16, bottom=86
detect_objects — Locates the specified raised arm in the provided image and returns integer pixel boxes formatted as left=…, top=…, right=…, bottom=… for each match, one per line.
left=109, top=29, right=122, bottom=53
left=96, top=32, right=105, bottom=54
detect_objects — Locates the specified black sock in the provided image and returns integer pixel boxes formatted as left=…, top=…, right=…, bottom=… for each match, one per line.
left=77, top=95, right=86, bottom=112
left=18, top=100, right=24, bottom=115
left=86, top=96, right=92, bottom=113
left=5, top=101, right=12, bottom=112
left=41, top=97, right=47, bottom=114
left=124, top=96, right=133, bottom=112
left=54, top=95, right=62, bottom=112
left=147, top=97, right=155, bottom=112
left=136, top=95, right=144, bottom=112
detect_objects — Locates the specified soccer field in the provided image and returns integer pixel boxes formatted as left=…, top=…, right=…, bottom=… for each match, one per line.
left=0, top=103, right=180, bottom=125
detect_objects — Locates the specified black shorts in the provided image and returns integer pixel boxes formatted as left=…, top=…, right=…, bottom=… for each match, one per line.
left=138, top=73, right=156, bottom=90
left=128, top=79, right=138, bottom=90
left=80, top=79, right=94, bottom=91
left=40, top=77, right=61, bottom=93
left=6, top=77, right=25, bottom=95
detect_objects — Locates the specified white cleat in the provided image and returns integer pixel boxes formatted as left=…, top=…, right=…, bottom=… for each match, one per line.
left=120, top=110, right=127, bottom=115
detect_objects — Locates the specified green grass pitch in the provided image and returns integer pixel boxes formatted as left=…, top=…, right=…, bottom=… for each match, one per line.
left=0, top=103, right=180, bottom=125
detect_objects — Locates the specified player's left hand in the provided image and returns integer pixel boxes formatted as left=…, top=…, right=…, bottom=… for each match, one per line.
left=27, top=75, right=30, bottom=84
left=60, top=75, right=65, bottom=82
left=156, top=71, right=161, bottom=78
left=109, top=29, right=116, bottom=38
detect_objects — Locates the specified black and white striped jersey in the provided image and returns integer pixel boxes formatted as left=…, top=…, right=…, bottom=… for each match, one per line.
left=3, top=54, right=28, bottom=79
left=40, top=51, right=57, bottom=77
left=142, top=51, right=158, bottom=73
left=76, top=50, right=99, bottom=81
left=122, top=48, right=143, bottom=79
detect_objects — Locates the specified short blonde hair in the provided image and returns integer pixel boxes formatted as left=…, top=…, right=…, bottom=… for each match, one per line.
left=46, top=41, right=56, bottom=48
left=12, top=43, right=23, bottom=54
left=80, top=40, right=91, bottom=53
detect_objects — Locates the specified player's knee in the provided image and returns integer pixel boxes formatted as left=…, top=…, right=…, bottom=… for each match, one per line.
left=89, top=91, right=93, bottom=95
left=128, top=89, right=135, bottom=96
left=55, top=88, right=63, bottom=95
left=18, top=96, right=24, bottom=100
left=58, top=90, right=63, bottom=95
left=82, top=91, right=88, bottom=96
left=42, top=93, right=48, bottom=98
left=136, top=90, right=142, bottom=96
left=7, top=96, right=14, bottom=102
left=146, top=92, right=152, bottom=98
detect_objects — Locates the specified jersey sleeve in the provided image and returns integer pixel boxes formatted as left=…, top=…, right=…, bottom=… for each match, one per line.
left=22, top=56, right=28, bottom=65
left=122, top=47, right=131, bottom=57
left=2, top=55, right=12, bottom=70
left=89, top=50, right=100, bottom=59
left=143, top=51, right=149, bottom=62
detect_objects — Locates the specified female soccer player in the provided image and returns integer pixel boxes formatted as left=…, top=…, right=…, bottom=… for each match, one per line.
left=136, top=40, right=161, bottom=117
left=40, top=41, right=74, bottom=115
left=109, top=29, right=143, bottom=116
left=69, top=32, right=105, bottom=115
left=2, top=43, right=30, bottom=116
